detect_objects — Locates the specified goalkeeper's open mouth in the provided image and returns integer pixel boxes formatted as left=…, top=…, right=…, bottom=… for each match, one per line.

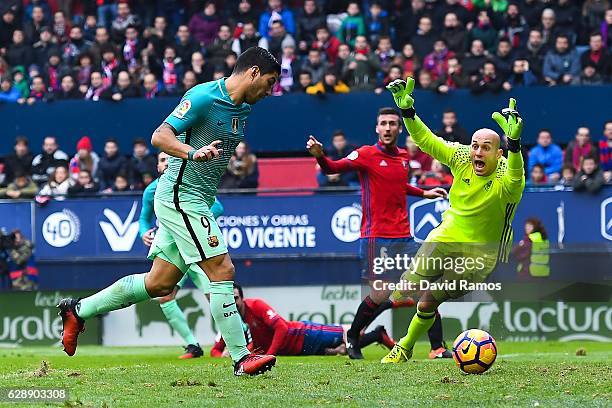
left=473, top=159, right=486, bottom=171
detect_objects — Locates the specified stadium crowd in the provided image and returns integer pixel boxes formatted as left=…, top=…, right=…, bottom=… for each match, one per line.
left=0, top=0, right=611, bottom=103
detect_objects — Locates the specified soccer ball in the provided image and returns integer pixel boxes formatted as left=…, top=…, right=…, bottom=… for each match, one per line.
left=452, top=329, right=497, bottom=374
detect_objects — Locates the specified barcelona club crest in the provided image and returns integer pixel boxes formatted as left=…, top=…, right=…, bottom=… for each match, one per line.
left=208, top=235, right=219, bottom=247
left=232, top=117, right=239, bottom=134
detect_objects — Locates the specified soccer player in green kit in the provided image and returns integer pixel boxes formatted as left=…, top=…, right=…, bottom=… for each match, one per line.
left=58, top=47, right=281, bottom=376
left=381, top=77, right=526, bottom=363
left=139, top=151, right=224, bottom=359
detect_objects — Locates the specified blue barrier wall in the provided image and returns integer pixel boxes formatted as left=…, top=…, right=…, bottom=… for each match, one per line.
left=2, top=86, right=611, bottom=155
left=0, top=187, right=610, bottom=290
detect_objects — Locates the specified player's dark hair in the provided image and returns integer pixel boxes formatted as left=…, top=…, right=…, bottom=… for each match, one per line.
left=15, top=136, right=28, bottom=146
left=538, top=128, right=552, bottom=136
left=590, top=31, right=602, bottom=39
left=233, top=46, right=281, bottom=76
left=605, top=120, right=612, bottom=127
left=443, top=108, right=456, bottom=115
left=332, top=130, right=345, bottom=139
left=133, top=137, right=147, bottom=146
left=377, top=107, right=401, bottom=121
left=233, top=282, right=244, bottom=298
left=105, top=137, right=118, bottom=145
left=556, top=34, right=570, bottom=43
left=525, top=217, right=548, bottom=240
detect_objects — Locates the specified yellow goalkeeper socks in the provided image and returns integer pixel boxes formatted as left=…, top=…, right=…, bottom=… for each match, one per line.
left=397, top=308, right=437, bottom=351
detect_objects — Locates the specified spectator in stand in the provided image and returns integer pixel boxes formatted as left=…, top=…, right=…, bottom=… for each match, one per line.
left=576, top=61, right=605, bottom=85
left=375, top=64, right=403, bottom=93
left=433, top=56, right=469, bottom=93
left=503, top=58, right=538, bottom=90
left=342, top=35, right=380, bottom=91
left=602, top=8, right=612, bottom=48
left=189, top=51, right=213, bottom=84
left=97, top=138, right=129, bottom=191
left=470, top=61, right=504, bottom=94
left=13, top=69, right=30, bottom=103
left=374, top=36, right=396, bottom=78
left=68, top=169, right=99, bottom=196
left=553, top=0, right=581, bottom=42
left=54, top=74, right=82, bottom=99
left=405, top=135, right=433, bottom=175
left=559, top=164, right=576, bottom=186
left=268, top=20, right=296, bottom=59
left=0, top=172, right=38, bottom=199
left=467, top=10, right=498, bottom=54
left=276, top=43, right=299, bottom=94
left=229, top=0, right=259, bottom=30
left=88, top=27, right=114, bottom=66
left=598, top=120, right=612, bottom=183
left=583, top=1, right=609, bottom=35
left=232, top=22, right=268, bottom=56
left=62, top=26, right=92, bottom=67
left=420, top=159, right=453, bottom=186
left=365, top=2, right=390, bottom=46
left=84, top=71, right=111, bottom=101
left=297, top=70, right=313, bottom=92
left=394, top=0, right=426, bottom=46
left=129, top=138, right=158, bottom=188
left=97, top=0, right=118, bottom=30
left=121, top=25, right=144, bottom=70
left=111, top=1, right=140, bottom=43
left=334, top=43, right=351, bottom=79
left=581, top=32, right=611, bottom=81
left=296, top=0, right=326, bottom=53
left=528, top=129, right=564, bottom=182
left=33, top=27, right=59, bottom=68
left=301, top=48, right=326, bottom=84
left=188, top=1, right=221, bottom=47
left=440, top=12, right=467, bottom=55
left=423, top=39, right=455, bottom=81
left=52, top=10, right=70, bottom=44
left=259, top=0, right=296, bottom=40
left=179, top=70, right=198, bottom=93
left=111, top=172, right=133, bottom=192
left=400, top=43, right=421, bottom=79
left=159, top=46, right=184, bottom=95
left=539, top=8, right=560, bottom=46
left=0, top=76, right=20, bottom=103
left=565, top=126, right=598, bottom=172
left=500, top=3, right=529, bottom=50
left=7, top=30, right=33, bottom=68
left=417, top=69, right=436, bottom=90
left=206, top=24, right=234, bottom=68
left=512, top=217, right=550, bottom=279
left=521, top=0, right=546, bottom=28
left=69, top=136, right=99, bottom=181
left=306, top=69, right=350, bottom=95
left=463, top=39, right=488, bottom=76
left=435, top=0, right=471, bottom=28
left=219, top=142, right=259, bottom=189
left=492, top=38, right=515, bottom=80
left=543, top=34, right=581, bottom=86
left=528, top=164, right=547, bottom=186
left=312, top=26, right=341, bottom=65
left=24, top=6, right=47, bottom=44
left=412, top=16, right=436, bottom=58
left=100, top=46, right=124, bottom=87
left=0, top=9, right=18, bottom=51
left=518, top=29, right=548, bottom=82
left=142, top=72, right=167, bottom=99
left=573, top=155, right=604, bottom=193
left=73, top=53, right=94, bottom=93
left=147, top=16, right=172, bottom=57
left=83, top=15, right=97, bottom=43
left=38, top=165, right=72, bottom=199
left=337, top=2, right=366, bottom=48
left=435, top=110, right=470, bottom=145
left=111, top=70, right=140, bottom=100
left=175, top=25, right=200, bottom=63
left=31, top=136, right=69, bottom=186
left=22, top=76, right=51, bottom=104
left=3, top=137, right=33, bottom=185
left=43, top=51, right=69, bottom=93
left=316, top=130, right=358, bottom=187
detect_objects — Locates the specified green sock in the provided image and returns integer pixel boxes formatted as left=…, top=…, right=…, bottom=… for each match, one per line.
left=76, top=273, right=150, bottom=320
left=209, top=281, right=249, bottom=363
left=397, top=308, right=437, bottom=351
left=160, top=299, right=198, bottom=346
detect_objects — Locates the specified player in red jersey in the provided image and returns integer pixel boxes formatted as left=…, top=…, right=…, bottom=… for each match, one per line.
left=210, top=284, right=396, bottom=357
left=307, top=107, right=451, bottom=360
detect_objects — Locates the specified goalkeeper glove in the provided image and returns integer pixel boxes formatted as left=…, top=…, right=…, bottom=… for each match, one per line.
left=492, top=98, right=523, bottom=140
left=386, top=78, right=416, bottom=110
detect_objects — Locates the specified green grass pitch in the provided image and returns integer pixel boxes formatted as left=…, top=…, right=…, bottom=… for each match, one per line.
left=0, top=342, right=610, bottom=407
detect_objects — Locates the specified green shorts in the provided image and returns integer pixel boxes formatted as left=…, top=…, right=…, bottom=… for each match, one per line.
left=393, top=242, right=498, bottom=302
left=148, top=199, right=227, bottom=287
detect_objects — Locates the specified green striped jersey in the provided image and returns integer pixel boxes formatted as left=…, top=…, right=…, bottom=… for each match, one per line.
left=408, top=117, right=525, bottom=261
left=156, top=79, right=250, bottom=207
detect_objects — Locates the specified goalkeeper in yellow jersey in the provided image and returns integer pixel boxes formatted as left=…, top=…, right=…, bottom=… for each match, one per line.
left=381, top=77, right=526, bottom=363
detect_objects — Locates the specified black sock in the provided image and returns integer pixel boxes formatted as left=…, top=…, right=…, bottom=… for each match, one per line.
left=358, top=329, right=381, bottom=348
left=427, top=312, right=444, bottom=350
left=347, top=296, right=378, bottom=338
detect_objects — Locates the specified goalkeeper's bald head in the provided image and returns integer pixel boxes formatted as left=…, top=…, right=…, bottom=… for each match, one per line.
left=470, top=128, right=504, bottom=176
